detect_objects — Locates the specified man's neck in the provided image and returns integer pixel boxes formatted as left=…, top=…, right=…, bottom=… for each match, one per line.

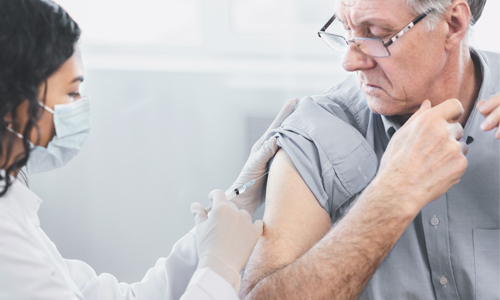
left=396, top=45, right=483, bottom=127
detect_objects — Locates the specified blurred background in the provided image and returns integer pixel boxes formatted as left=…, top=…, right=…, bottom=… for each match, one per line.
left=29, top=0, right=500, bottom=283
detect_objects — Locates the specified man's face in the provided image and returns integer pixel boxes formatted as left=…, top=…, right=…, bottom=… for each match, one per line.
left=337, top=0, right=447, bottom=118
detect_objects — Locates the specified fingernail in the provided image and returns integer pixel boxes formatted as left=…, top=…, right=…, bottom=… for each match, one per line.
left=480, top=120, right=488, bottom=130
left=479, top=101, right=490, bottom=112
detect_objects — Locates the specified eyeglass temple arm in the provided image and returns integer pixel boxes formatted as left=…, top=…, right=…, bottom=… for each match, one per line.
left=384, top=8, right=435, bottom=47
left=318, top=14, right=337, bottom=37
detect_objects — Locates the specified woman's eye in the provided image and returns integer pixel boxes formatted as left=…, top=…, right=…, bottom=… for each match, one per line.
left=68, top=92, right=81, bottom=101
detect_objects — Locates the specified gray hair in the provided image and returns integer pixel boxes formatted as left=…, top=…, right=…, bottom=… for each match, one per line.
left=407, top=0, right=487, bottom=30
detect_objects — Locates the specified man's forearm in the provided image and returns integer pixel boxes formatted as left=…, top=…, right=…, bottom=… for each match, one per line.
left=241, top=181, right=418, bottom=300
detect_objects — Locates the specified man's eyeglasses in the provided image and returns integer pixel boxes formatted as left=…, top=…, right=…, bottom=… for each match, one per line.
left=317, top=9, right=434, bottom=58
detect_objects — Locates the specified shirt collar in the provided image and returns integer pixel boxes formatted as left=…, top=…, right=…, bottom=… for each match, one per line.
left=463, top=47, right=497, bottom=145
left=380, top=115, right=401, bottom=140
left=380, top=47, right=494, bottom=145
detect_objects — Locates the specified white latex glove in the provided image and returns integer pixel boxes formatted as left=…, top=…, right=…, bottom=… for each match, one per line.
left=229, top=98, right=299, bottom=215
left=190, top=190, right=264, bottom=293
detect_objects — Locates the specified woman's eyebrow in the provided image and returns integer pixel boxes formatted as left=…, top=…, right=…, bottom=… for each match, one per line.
left=71, top=76, right=84, bottom=83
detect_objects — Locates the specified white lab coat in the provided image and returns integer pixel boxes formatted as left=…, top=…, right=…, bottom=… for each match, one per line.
left=0, top=178, right=239, bottom=300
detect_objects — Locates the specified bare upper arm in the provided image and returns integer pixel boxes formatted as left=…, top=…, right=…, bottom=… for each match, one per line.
left=241, top=148, right=331, bottom=294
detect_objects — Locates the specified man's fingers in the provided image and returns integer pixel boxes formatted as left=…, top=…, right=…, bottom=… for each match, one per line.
left=480, top=105, right=500, bottom=132
left=478, top=94, right=500, bottom=115
left=478, top=94, right=500, bottom=133
left=191, top=202, right=208, bottom=225
left=447, top=122, right=464, bottom=141
left=209, top=189, right=228, bottom=207
left=477, top=99, right=488, bottom=113
left=404, top=100, right=432, bottom=126
left=458, top=140, right=468, bottom=156
left=432, top=99, right=464, bottom=122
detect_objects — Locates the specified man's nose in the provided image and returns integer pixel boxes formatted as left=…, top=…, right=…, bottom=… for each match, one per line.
left=342, top=42, right=376, bottom=72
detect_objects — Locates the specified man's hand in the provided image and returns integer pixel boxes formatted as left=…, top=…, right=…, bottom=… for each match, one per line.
left=376, top=99, right=468, bottom=214
left=477, top=93, right=500, bottom=139
left=228, top=98, right=299, bottom=215
left=190, top=190, right=264, bottom=292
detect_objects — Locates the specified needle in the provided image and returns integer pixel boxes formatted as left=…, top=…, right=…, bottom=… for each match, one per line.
left=205, top=172, right=269, bottom=212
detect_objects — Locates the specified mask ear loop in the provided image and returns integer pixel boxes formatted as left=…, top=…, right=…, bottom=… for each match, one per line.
left=5, top=125, right=25, bottom=140
left=5, top=125, right=36, bottom=149
left=38, top=102, right=54, bottom=114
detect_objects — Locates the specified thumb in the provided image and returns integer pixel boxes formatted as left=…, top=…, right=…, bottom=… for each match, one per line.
left=405, top=99, right=431, bottom=126
left=253, top=219, right=264, bottom=236
left=252, top=136, right=278, bottom=165
left=191, top=202, right=208, bottom=225
left=209, top=189, right=229, bottom=207
left=252, top=98, right=299, bottom=153
left=262, top=136, right=278, bottom=157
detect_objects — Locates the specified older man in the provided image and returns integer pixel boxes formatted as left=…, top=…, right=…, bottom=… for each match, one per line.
left=240, top=0, right=499, bottom=299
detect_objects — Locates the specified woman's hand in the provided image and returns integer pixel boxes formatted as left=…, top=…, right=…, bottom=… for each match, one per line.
left=228, top=98, right=299, bottom=215
left=190, top=190, right=263, bottom=292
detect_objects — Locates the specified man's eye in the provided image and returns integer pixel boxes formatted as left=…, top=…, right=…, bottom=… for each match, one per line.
left=343, top=28, right=353, bottom=38
left=370, top=34, right=384, bottom=40
left=370, top=29, right=392, bottom=40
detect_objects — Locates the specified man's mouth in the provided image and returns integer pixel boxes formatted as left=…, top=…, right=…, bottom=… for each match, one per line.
left=362, top=82, right=384, bottom=95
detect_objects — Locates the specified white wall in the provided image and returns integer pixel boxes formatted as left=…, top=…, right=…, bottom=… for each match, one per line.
left=30, top=0, right=499, bottom=283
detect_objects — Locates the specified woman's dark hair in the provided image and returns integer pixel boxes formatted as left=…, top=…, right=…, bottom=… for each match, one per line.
left=0, top=0, right=80, bottom=195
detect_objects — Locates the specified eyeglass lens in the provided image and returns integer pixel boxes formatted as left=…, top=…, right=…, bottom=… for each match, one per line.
left=319, top=33, right=390, bottom=57
left=319, top=17, right=390, bottom=58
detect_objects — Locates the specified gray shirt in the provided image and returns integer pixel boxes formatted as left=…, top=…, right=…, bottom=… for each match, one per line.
left=267, top=48, right=500, bottom=299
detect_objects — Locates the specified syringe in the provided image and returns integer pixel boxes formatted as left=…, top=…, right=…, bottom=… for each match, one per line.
left=206, top=172, right=269, bottom=212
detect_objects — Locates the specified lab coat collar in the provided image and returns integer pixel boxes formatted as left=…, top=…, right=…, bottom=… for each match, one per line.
left=0, top=169, right=43, bottom=227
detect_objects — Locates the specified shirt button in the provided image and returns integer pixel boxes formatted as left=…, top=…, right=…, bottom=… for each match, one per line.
left=431, top=216, right=439, bottom=227
left=439, top=276, right=448, bottom=286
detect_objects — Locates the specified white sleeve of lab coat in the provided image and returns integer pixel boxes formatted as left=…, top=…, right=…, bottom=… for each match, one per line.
left=180, top=268, right=239, bottom=300
left=66, top=230, right=200, bottom=300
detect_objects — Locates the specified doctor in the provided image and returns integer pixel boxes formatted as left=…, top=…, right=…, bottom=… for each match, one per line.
left=0, top=0, right=296, bottom=299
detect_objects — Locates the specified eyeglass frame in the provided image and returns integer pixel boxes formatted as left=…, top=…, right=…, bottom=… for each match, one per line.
left=317, top=8, right=435, bottom=57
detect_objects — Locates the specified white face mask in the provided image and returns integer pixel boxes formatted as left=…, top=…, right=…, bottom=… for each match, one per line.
left=7, top=96, right=91, bottom=175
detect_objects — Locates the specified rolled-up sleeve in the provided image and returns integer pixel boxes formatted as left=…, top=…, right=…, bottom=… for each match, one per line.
left=266, top=95, right=378, bottom=219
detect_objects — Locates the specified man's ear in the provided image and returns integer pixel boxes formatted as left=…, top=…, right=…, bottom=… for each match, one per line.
left=444, top=0, right=471, bottom=51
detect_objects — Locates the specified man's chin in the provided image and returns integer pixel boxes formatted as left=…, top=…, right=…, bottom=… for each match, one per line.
left=364, top=94, right=403, bottom=117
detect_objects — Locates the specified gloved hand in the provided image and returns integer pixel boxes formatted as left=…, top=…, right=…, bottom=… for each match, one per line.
left=228, top=98, right=299, bottom=215
left=190, top=190, right=264, bottom=292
